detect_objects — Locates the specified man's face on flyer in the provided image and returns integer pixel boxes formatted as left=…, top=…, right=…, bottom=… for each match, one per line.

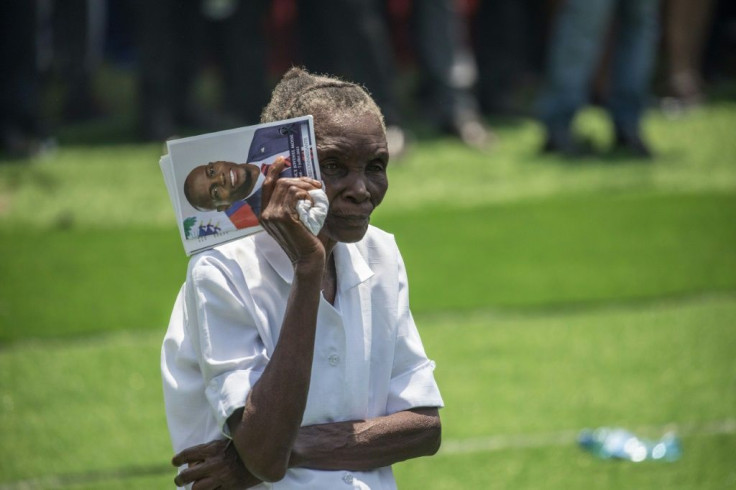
left=184, top=161, right=260, bottom=211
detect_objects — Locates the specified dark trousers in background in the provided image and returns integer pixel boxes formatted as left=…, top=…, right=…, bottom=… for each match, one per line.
left=473, top=0, right=547, bottom=115
left=132, top=0, right=271, bottom=140
left=298, top=0, right=402, bottom=126
left=0, top=0, right=43, bottom=141
left=298, top=0, right=479, bottom=130
left=536, top=0, right=660, bottom=139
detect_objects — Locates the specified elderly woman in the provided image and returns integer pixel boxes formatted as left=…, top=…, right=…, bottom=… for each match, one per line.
left=161, top=68, right=443, bottom=489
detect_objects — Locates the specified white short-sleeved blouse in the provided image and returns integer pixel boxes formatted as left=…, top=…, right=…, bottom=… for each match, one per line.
left=162, top=225, right=443, bottom=489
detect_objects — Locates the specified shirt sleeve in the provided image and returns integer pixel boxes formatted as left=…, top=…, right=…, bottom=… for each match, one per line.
left=185, top=252, right=269, bottom=436
left=386, top=248, right=444, bottom=414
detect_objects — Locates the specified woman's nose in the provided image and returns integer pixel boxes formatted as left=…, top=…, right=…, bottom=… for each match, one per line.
left=344, top=172, right=370, bottom=202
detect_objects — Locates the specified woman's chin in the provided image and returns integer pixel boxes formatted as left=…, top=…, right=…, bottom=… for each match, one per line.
left=322, top=219, right=370, bottom=243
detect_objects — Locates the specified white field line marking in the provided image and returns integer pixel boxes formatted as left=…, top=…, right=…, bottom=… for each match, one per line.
left=439, top=419, right=736, bottom=455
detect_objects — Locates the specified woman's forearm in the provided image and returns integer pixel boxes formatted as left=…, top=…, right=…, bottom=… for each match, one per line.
left=228, top=256, right=324, bottom=482
left=289, top=408, right=442, bottom=471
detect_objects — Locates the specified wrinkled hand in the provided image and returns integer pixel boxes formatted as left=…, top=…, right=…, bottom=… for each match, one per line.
left=172, top=439, right=261, bottom=489
left=259, top=156, right=325, bottom=265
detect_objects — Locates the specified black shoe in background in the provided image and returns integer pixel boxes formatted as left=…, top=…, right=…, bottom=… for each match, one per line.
left=614, top=128, right=653, bottom=159
left=542, top=128, right=594, bottom=158
left=441, top=109, right=495, bottom=150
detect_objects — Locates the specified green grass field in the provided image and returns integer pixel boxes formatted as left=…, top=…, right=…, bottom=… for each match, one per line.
left=1, top=94, right=735, bottom=489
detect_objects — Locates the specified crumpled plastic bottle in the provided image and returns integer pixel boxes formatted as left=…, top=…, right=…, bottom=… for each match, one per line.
left=578, top=427, right=682, bottom=462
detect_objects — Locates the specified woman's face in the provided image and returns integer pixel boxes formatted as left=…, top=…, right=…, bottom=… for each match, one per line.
left=184, top=161, right=259, bottom=211
left=316, top=111, right=389, bottom=244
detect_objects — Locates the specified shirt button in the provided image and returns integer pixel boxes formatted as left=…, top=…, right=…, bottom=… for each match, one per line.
left=342, top=473, right=354, bottom=484
left=328, top=354, right=340, bottom=366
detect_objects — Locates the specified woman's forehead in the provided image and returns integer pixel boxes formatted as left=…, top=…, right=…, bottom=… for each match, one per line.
left=316, top=121, right=388, bottom=161
left=315, top=111, right=384, bottom=136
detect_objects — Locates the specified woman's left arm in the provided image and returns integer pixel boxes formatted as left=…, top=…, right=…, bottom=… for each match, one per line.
left=173, top=407, right=440, bottom=489
left=290, top=407, right=441, bottom=471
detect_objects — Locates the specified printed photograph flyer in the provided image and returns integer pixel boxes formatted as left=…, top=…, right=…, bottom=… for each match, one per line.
left=160, top=116, right=320, bottom=255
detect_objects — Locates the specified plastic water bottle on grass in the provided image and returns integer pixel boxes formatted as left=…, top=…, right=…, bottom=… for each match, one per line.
left=578, top=427, right=681, bottom=462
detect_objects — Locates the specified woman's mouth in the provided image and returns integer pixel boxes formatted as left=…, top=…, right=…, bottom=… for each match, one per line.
left=230, top=169, right=238, bottom=188
left=331, top=214, right=370, bottom=226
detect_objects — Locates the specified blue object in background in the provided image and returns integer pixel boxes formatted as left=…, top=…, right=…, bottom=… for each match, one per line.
left=578, top=427, right=682, bottom=462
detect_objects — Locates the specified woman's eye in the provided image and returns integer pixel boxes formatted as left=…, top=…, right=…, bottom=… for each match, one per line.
left=211, top=187, right=220, bottom=200
left=321, top=161, right=340, bottom=173
left=367, top=160, right=386, bottom=172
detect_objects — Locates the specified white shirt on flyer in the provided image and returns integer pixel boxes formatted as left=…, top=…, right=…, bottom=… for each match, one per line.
left=161, top=225, right=444, bottom=489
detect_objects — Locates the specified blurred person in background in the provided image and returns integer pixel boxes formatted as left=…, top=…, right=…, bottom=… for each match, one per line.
left=297, top=0, right=406, bottom=156
left=0, top=1, right=53, bottom=159
left=131, top=0, right=271, bottom=141
left=408, top=0, right=491, bottom=148
left=660, top=0, right=716, bottom=110
left=47, top=0, right=108, bottom=123
left=298, top=0, right=492, bottom=157
left=473, top=0, right=547, bottom=117
left=1, top=0, right=108, bottom=158
left=536, top=0, right=660, bottom=158
left=703, top=0, right=736, bottom=83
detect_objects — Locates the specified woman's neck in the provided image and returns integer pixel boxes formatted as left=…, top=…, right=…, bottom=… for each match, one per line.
left=321, top=252, right=337, bottom=305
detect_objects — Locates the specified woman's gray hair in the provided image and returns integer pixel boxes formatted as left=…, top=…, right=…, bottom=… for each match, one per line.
left=260, top=67, right=385, bottom=132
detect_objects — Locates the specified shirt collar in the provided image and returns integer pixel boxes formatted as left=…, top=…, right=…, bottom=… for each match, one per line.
left=254, top=232, right=374, bottom=291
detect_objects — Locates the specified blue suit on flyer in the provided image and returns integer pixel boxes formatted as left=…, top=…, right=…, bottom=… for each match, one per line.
left=241, top=123, right=298, bottom=217
left=246, top=122, right=301, bottom=164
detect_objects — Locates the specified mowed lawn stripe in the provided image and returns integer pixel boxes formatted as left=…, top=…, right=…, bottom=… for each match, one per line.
left=2, top=191, right=734, bottom=342
left=376, top=190, right=736, bottom=311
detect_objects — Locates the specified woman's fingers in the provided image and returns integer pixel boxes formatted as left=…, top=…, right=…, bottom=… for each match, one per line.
left=259, top=156, right=287, bottom=208
left=191, top=476, right=220, bottom=490
left=172, top=440, right=222, bottom=467
left=262, top=179, right=321, bottom=223
left=258, top=161, right=325, bottom=262
left=174, top=459, right=211, bottom=487
left=263, top=179, right=320, bottom=215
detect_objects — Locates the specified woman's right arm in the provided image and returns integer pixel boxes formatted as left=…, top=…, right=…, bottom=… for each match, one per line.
left=226, top=159, right=327, bottom=482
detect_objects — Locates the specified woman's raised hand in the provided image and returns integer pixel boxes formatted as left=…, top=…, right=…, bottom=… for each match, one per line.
left=259, top=157, right=325, bottom=267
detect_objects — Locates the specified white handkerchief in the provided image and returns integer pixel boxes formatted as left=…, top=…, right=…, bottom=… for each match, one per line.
left=296, top=189, right=329, bottom=235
